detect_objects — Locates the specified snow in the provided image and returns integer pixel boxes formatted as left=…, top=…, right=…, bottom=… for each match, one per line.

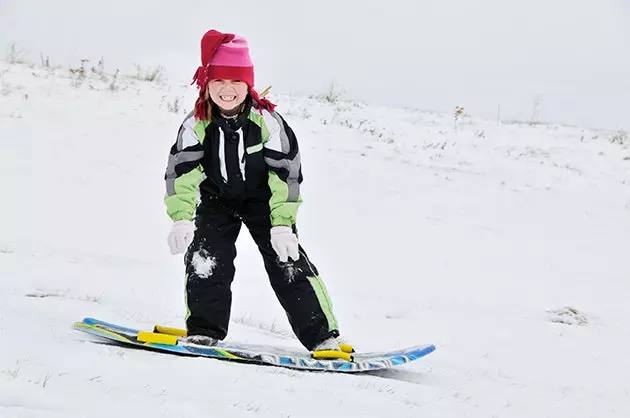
left=1, top=59, right=630, bottom=417
left=546, top=306, right=589, bottom=326
left=191, top=249, right=217, bottom=279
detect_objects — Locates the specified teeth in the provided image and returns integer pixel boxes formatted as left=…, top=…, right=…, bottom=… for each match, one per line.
left=220, top=96, right=236, bottom=101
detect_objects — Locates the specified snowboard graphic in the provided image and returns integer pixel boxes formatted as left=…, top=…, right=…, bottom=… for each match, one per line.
left=73, top=317, right=435, bottom=373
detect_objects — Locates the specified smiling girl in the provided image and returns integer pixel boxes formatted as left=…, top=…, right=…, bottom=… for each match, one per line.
left=163, top=29, right=342, bottom=352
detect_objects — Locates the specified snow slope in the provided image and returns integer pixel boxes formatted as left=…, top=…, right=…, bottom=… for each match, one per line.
left=1, top=61, right=629, bottom=417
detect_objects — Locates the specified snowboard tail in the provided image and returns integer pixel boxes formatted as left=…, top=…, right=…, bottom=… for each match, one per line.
left=72, top=317, right=435, bottom=373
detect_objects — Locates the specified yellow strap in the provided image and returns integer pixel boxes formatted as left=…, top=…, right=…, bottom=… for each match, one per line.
left=137, top=331, right=178, bottom=346
left=153, top=325, right=188, bottom=337
left=312, top=350, right=353, bottom=362
left=338, top=343, right=354, bottom=353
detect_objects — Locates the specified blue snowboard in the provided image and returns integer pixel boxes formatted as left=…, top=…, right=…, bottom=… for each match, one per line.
left=72, top=317, right=435, bottom=373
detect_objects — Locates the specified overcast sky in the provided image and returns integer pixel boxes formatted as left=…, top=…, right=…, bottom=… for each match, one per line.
left=1, top=0, right=628, bottom=129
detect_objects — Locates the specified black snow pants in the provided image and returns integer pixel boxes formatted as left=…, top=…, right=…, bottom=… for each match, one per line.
left=184, top=198, right=339, bottom=351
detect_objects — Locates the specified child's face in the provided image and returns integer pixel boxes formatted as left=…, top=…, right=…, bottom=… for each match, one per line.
left=207, top=79, right=248, bottom=113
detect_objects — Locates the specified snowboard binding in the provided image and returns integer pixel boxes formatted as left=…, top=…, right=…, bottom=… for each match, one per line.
left=139, top=324, right=356, bottom=361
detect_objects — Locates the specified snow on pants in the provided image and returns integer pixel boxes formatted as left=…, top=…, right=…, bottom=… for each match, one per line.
left=183, top=198, right=340, bottom=351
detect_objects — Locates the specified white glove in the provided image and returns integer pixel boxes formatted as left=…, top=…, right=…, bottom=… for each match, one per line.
left=270, top=226, right=299, bottom=262
left=167, top=220, right=196, bottom=255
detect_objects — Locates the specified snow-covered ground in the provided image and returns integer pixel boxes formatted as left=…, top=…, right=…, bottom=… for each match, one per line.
left=1, top=61, right=629, bottom=417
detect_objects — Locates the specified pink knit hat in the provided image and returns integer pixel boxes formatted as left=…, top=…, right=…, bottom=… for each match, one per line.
left=192, top=29, right=274, bottom=119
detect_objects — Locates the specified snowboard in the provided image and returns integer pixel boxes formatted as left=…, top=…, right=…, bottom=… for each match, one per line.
left=72, top=317, right=435, bottom=373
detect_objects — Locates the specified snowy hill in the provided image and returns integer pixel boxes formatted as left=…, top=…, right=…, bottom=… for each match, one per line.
left=1, top=61, right=630, bottom=417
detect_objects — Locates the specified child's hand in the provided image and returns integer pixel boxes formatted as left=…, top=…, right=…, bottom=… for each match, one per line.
left=168, top=220, right=196, bottom=255
left=270, top=226, right=299, bottom=263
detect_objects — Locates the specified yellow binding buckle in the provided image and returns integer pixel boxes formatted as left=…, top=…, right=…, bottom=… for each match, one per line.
left=137, top=331, right=178, bottom=346
left=153, top=325, right=188, bottom=337
left=338, top=343, right=354, bottom=354
left=312, top=350, right=353, bottom=362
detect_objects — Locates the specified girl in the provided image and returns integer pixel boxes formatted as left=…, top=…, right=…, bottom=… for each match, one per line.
left=163, top=29, right=342, bottom=352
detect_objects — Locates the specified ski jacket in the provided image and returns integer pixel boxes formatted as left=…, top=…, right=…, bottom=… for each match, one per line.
left=164, top=98, right=303, bottom=226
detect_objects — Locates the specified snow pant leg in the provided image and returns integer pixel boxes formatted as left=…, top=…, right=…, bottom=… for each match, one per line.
left=184, top=201, right=242, bottom=340
left=243, top=216, right=340, bottom=350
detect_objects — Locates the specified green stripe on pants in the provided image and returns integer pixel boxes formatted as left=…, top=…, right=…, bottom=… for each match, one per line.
left=184, top=273, right=191, bottom=320
left=307, top=276, right=339, bottom=331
